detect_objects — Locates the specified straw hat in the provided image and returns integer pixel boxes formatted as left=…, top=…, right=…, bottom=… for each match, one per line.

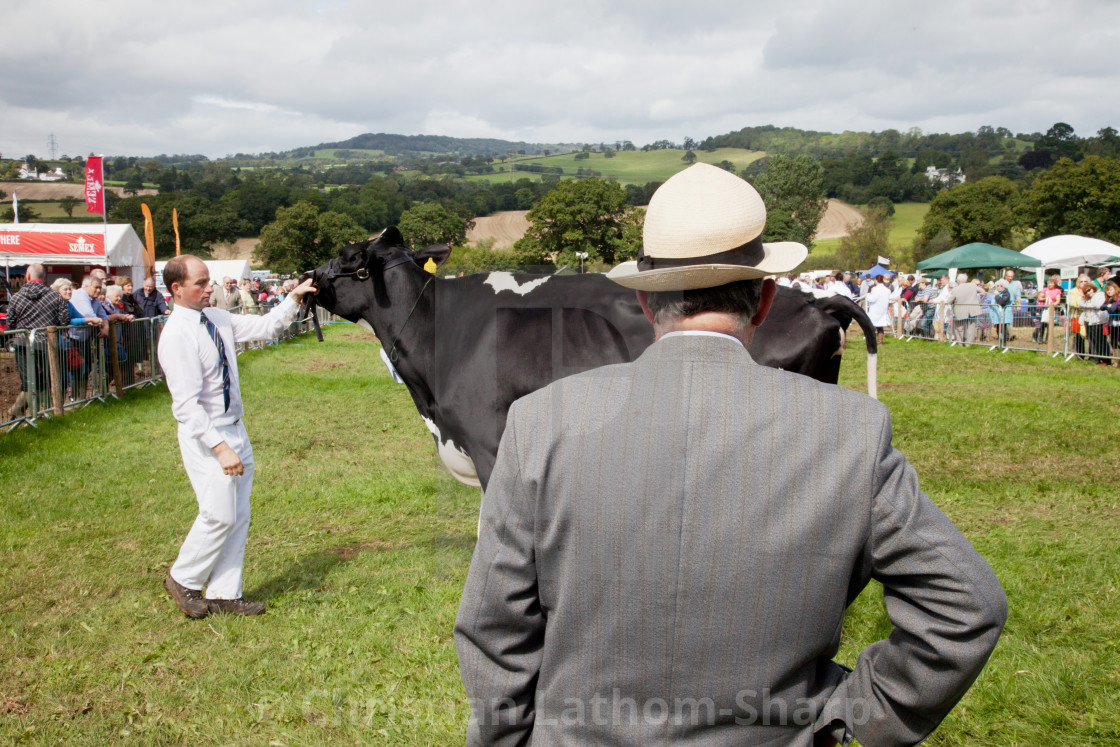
left=606, top=163, right=807, bottom=291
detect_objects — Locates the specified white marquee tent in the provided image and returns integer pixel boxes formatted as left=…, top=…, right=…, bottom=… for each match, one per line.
left=0, top=223, right=147, bottom=280
left=1020, top=235, right=1120, bottom=269
left=153, top=259, right=251, bottom=289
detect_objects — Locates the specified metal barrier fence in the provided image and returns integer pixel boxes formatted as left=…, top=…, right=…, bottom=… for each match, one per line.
left=2, top=304, right=341, bottom=431
left=891, top=300, right=1120, bottom=365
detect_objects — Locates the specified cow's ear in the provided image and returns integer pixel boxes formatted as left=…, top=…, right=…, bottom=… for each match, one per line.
left=378, top=226, right=406, bottom=247
left=415, top=244, right=452, bottom=269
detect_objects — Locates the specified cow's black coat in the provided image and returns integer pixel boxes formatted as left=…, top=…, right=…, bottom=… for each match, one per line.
left=308, top=229, right=877, bottom=490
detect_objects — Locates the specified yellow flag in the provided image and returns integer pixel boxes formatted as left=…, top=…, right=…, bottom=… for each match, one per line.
left=423, top=257, right=437, bottom=274
left=140, top=202, right=156, bottom=274
left=172, top=207, right=181, bottom=257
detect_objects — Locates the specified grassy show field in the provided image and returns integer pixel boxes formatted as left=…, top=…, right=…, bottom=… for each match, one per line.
left=466, top=148, right=768, bottom=186
left=812, top=202, right=930, bottom=260
left=2, top=324, right=1118, bottom=744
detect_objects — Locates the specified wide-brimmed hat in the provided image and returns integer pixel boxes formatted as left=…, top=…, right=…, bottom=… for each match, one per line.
left=606, top=163, right=807, bottom=291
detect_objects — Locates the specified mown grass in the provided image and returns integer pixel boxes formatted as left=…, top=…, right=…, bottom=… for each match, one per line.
left=2, top=324, right=1119, bottom=744
left=466, top=148, right=767, bottom=186
left=811, top=201, right=930, bottom=264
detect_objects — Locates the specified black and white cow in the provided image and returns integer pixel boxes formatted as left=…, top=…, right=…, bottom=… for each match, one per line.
left=307, top=228, right=878, bottom=490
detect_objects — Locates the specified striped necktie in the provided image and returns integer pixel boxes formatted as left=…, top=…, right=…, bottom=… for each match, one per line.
left=200, top=312, right=231, bottom=412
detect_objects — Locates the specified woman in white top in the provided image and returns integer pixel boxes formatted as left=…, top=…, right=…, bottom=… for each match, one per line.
left=866, top=274, right=893, bottom=345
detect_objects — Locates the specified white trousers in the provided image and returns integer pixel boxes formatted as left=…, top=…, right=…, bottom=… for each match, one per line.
left=169, top=421, right=255, bottom=600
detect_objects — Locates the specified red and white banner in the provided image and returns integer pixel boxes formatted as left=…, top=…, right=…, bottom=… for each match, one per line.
left=85, top=156, right=105, bottom=214
left=0, top=231, right=106, bottom=258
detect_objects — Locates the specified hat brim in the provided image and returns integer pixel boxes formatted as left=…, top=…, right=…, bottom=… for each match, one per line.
left=606, top=241, right=808, bottom=291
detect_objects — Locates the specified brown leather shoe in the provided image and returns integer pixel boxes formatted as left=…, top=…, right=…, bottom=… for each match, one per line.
left=207, top=597, right=266, bottom=616
left=164, top=574, right=209, bottom=619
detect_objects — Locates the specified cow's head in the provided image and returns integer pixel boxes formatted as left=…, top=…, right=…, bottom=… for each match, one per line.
left=304, top=227, right=452, bottom=325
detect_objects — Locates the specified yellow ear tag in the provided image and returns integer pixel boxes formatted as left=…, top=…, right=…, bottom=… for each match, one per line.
left=423, top=258, right=437, bottom=274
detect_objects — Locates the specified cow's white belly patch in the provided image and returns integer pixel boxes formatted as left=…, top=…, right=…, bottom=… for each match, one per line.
left=357, top=318, right=376, bottom=335
left=421, top=416, right=481, bottom=487
left=484, top=271, right=549, bottom=296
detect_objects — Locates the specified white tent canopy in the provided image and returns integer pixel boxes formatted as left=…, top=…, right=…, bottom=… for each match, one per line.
left=1020, top=235, right=1120, bottom=269
left=0, top=223, right=147, bottom=278
left=153, top=259, right=251, bottom=288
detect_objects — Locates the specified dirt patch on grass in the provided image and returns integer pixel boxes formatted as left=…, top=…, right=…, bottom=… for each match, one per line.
left=1, top=693, right=30, bottom=715
left=0, top=181, right=155, bottom=200
left=466, top=210, right=530, bottom=250
left=326, top=540, right=405, bottom=560
left=814, top=199, right=864, bottom=241
left=301, top=360, right=348, bottom=371
left=209, top=237, right=259, bottom=262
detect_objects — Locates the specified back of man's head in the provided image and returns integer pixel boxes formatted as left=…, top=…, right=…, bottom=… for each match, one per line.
left=645, top=279, right=764, bottom=334
left=27, top=264, right=45, bottom=281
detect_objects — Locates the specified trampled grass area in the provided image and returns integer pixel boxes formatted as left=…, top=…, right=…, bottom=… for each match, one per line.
left=467, top=148, right=768, bottom=186
left=2, top=324, right=1119, bottom=744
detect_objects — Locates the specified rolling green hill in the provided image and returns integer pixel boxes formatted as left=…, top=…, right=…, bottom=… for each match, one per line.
left=465, top=148, right=767, bottom=187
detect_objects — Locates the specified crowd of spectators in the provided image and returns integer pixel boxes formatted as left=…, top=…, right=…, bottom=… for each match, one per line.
left=777, top=266, right=1120, bottom=364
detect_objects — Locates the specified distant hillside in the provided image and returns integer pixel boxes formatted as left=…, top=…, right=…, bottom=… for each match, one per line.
left=312, top=133, right=579, bottom=159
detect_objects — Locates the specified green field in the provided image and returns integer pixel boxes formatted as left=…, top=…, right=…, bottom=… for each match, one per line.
left=466, top=148, right=768, bottom=186
left=2, top=324, right=1118, bottom=744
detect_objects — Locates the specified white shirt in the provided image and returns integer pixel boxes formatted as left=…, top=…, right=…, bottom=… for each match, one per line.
left=866, top=284, right=892, bottom=327
left=828, top=280, right=853, bottom=299
left=158, top=297, right=299, bottom=449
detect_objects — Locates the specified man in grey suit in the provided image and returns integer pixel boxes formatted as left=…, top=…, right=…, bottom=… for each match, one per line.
left=209, top=276, right=239, bottom=310
left=948, top=273, right=982, bottom=345
left=455, top=164, right=1006, bottom=746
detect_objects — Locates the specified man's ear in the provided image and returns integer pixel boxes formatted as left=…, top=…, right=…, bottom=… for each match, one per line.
left=415, top=244, right=452, bottom=268
left=751, top=278, right=777, bottom=327
left=636, top=290, right=655, bottom=323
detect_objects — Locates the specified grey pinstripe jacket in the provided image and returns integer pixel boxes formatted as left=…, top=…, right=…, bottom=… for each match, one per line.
left=455, top=334, right=1006, bottom=747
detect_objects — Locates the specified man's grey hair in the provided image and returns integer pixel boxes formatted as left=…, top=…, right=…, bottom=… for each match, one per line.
left=82, top=275, right=101, bottom=290
left=27, top=263, right=45, bottom=281
left=645, top=279, right=764, bottom=333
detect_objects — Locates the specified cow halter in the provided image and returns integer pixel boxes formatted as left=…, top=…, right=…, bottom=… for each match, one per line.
left=381, top=252, right=435, bottom=363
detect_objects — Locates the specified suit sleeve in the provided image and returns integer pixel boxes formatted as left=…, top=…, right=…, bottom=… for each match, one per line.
left=819, top=411, right=1007, bottom=747
left=454, top=399, right=544, bottom=746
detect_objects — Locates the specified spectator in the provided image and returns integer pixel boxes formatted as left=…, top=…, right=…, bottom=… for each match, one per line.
left=777, top=273, right=793, bottom=288
left=948, top=273, right=982, bottom=345
left=133, top=276, right=169, bottom=318
left=933, top=275, right=952, bottom=341
left=913, top=277, right=936, bottom=338
left=101, top=285, right=136, bottom=386
left=237, top=278, right=258, bottom=314
left=1105, top=277, right=1120, bottom=365
left=50, top=279, right=99, bottom=399
left=1033, top=275, right=1062, bottom=344
left=827, top=273, right=853, bottom=299
left=69, top=275, right=111, bottom=400
left=1001, top=269, right=1023, bottom=342
left=456, top=165, right=1006, bottom=746
left=6, top=263, right=70, bottom=418
left=210, top=276, right=239, bottom=311
left=866, top=274, right=892, bottom=345
left=990, top=279, right=1010, bottom=346
left=1094, top=267, right=1110, bottom=293
left=1078, top=274, right=1109, bottom=363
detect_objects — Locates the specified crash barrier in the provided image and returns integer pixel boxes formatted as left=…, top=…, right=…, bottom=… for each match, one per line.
left=892, top=300, right=1120, bottom=365
left=1, top=305, right=340, bottom=431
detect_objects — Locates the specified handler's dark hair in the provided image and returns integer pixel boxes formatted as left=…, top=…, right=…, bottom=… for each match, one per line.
left=646, top=278, right=764, bottom=326
left=163, top=254, right=201, bottom=291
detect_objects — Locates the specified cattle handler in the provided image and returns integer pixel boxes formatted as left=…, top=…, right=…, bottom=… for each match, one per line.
left=455, top=164, right=1007, bottom=745
left=159, top=255, right=316, bottom=618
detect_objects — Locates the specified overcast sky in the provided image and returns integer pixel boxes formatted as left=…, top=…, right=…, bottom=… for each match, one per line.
left=4, top=0, right=1119, bottom=160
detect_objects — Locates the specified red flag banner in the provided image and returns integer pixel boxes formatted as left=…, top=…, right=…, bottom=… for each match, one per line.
left=0, top=231, right=106, bottom=258
left=85, top=156, right=105, bottom=214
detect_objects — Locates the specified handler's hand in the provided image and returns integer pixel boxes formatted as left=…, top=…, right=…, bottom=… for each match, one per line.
left=213, top=441, right=244, bottom=476
left=288, top=277, right=318, bottom=304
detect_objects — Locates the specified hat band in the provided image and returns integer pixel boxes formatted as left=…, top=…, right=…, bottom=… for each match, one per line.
left=637, top=235, right=765, bottom=271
